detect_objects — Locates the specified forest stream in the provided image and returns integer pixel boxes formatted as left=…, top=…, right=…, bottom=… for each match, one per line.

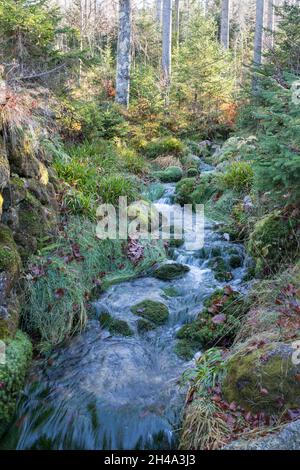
left=5, top=160, right=250, bottom=450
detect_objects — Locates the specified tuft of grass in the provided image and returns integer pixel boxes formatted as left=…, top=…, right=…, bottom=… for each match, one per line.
left=23, top=217, right=166, bottom=352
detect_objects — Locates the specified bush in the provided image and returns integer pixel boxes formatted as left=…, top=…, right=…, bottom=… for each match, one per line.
left=144, top=137, right=185, bottom=159
left=221, top=162, right=254, bottom=193
left=98, top=174, right=139, bottom=205
left=153, top=166, right=183, bottom=183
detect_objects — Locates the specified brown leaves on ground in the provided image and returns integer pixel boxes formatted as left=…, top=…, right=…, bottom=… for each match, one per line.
left=126, top=238, right=144, bottom=265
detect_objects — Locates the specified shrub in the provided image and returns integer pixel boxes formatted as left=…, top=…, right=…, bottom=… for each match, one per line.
left=221, top=162, right=254, bottom=193
left=144, top=137, right=185, bottom=159
left=153, top=166, right=183, bottom=183
left=98, top=174, right=139, bottom=205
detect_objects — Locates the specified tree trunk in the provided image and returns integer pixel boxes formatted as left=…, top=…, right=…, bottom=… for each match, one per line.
left=156, top=0, right=162, bottom=24
left=266, top=0, right=275, bottom=49
left=162, top=0, right=172, bottom=92
left=175, top=0, right=180, bottom=48
left=253, top=0, right=265, bottom=66
left=253, top=0, right=265, bottom=91
left=115, top=0, right=132, bottom=108
left=220, top=0, right=230, bottom=49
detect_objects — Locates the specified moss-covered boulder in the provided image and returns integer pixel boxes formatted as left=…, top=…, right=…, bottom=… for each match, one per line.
left=175, top=288, right=244, bottom=359
left=229, top=254, right=243, bottom=269
left=191, top=173, right=219, bottom=204
left=99, top=312, right=133, bottom=337
left=153, top=263, right=190, bottom=280
left=222, top=342, right=300, bottom=413
left=136, top=318, right=156, bottom=334
left=131, top=300, right=169, bottom=325
left=186, top=167, right=199, bottom=178
left=248, top=211, right=298, bottom=276
left=2, top=180, right=57, bottom=258
left=0, top=142, right=10, bottom=217
left=99, top=312, right=133, bottom=336
left=154, top=166, right=183, bottom=183
left=0, top=330, right=32, bottom=438
left=0, top=225, right=22, bottom=281
left=208, top=257, right=233, bottom=282
left=162, top=286, right=181, bottom=298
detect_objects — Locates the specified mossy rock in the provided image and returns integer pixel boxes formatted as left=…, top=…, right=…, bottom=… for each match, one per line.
left=248, top=211, right=298, bottom=276
left=222, top=342, right=300, bottom=413
left=153, top=263, right=190, bottom=281
left=186, top=168, right=199, bottom=178
left=208, top=257, right=233, bottom=282
left=0, top=294, right=20, bottom=341
left=131, top=300, right=169, bottom=325
left=99, top=312, right=133, bottom=337
left=0, top=330, right=32, bottom=438
left=153, top=166, right=183, bottom=183
left=175, top=288, right=245, bottom=359
left=229, top=254, right=243, bottom=269
left=168, top=238, right=184, bottom=248
left=174, top=178, right=197, bottom=206
left=0, top=224, right=21, bottom=279
left=136, top=319, right=156, bottom=334
left=0, top=142, right=10, bottom=193
left=162, top=287, right=181, bottom=298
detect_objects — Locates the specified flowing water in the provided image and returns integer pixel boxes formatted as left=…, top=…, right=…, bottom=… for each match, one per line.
left=6, top=160, right=250, bottom=450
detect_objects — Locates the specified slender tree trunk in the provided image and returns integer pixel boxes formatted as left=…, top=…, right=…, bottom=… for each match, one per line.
left=175, top=0, right=180, bottom=48
left=253, top=0, right=265, bottom=91
left=156, top=0, right=163, bottom=24
left=162, top=0, right=172, bottom=93
left=253, top=0, right=265, bottom=66
left=115, top=0, right=132, bottom=108
left=220, top=0, right=230, bottom=49
left=265, top=0, right=275, bottom=49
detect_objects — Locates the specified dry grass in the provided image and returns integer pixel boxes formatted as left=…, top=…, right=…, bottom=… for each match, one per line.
left=152, top=155, right=182, bottom=169
left=179, top=395, right=230, bottom=450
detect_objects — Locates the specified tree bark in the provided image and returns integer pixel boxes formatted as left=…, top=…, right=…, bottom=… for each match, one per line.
left=115, top=0, right=132, bottom=108
left=175, top=0, right=180, bottom=48
left=266, top=0, right=275, bottom=49
left=220, top=0, right=230, bottom=49
left=253, top=0, right=265, bottom=92
left=253, top=0, right=265, bottom=66
left=156, top=0, right=163, bottom=24
left=162, top=0, right=172, bottom=90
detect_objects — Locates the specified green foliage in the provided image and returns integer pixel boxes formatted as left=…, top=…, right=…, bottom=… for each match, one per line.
left=144, top=137, right=185, bottom=159
left=174, top=178, right=197, bottom=205
left=153, top=166, right=183, bottom=183
left=182, top=348, right=226, bottom=390
left=23, top=217, right=166, bottom=351
left=221, top=162, right=254, bottom=193
left=98, top=174, right=139, bottom=205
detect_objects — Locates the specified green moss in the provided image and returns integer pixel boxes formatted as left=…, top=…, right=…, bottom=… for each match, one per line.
left=99, top=312, right=133, bottom=337
left=131, top=300, right=169, bottom=325
left=136, top=319, right=155, bottom=334
left=229, top=254, right=243, bottom=269
left=153, top=166, right=183, bottom=183
left=191, top=173, right=219, bottom=205
left=175, top=288, right=245, bottom=359
left=168, top=238, right=184, bottom=248
left=0, top=330, right=32, bottom=438
left=153, top=263, right=190, bottom=280
left=162, top=287, right=181, bottom=298
left=222, top=342, right=300, bottom=413
left=208, top=257, right=233, bottom=282
left=0, top=225, right=21, bottom=276
left=186, top=168, right=199, bottom=178
left=248, top=211, right=298, bottom=276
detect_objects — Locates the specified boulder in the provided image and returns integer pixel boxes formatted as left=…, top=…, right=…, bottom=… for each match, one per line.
left=131, top=300, right=169, bottom=325
left=222, top=342, right=300, bottom=413
left=153, top=263, right=190, bottom=281
left=0, top=330, right=32, bottom=439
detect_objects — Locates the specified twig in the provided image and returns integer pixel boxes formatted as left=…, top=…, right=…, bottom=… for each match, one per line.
left=17, top=64, right=66, bottom=81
